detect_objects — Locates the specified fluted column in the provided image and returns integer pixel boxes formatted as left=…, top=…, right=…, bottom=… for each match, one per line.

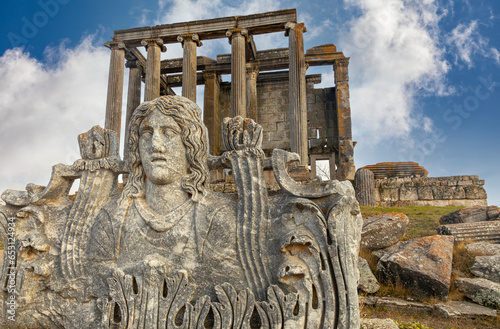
left=246, top=64, right=259, bottom=121
left=141, top=38, right=166, bottom=101
left=203, top=71, right=221, bottom=155
left=124, top=58, right=142, bottom=163
left=104, top=40, right=125, bottom=140
left=226, top=28, right=248, bottom=117
left=333, top=57, right=355, bottom=180
left=285, top=22, right=308, bottom=166
left=178, top=34, right=202, bottom=102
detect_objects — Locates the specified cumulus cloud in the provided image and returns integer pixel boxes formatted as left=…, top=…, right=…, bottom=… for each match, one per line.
left=447, top=20, right=500, bottom=68
left=339, top=0, right=451, bottom=146
left=0, top=36, right=112, bottom=192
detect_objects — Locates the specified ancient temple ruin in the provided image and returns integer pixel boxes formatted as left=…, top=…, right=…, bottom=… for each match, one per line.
left=103, top=9, right=355, bottom=180
left=0, top=9, right=363, bottom=328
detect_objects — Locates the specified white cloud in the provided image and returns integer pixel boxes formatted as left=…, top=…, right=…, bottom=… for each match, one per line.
left=339, top=0, right=451, bottom=146
left=0, top=36, right=113, bottom=193
left=447, top=20, right=500, bottom=68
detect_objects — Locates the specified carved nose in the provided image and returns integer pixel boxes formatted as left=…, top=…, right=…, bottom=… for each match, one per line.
left=151, top=132, right=166, bottom=152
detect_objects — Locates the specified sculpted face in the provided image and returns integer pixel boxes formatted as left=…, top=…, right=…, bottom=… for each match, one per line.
left=139, top=109, right=188, bottom=185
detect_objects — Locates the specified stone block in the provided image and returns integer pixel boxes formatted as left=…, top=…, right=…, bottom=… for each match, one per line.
left=377, top=235, right=454, bottom=299
left=358, top=257, right=380, bottom=294
left=417, top=186, right=434, bottom=200
left=360, top=318, right=398, bottom=329
left=466, top=242, right=500, bottom=256
left=470, top=255, right=500, bottom=283
left=399, top=186, right=418, bottom=201
left=439, top=206, right=500, bottom=224
left=455, top=277, right=500, bottom=309
left=361, top=213, right=409, bottom=250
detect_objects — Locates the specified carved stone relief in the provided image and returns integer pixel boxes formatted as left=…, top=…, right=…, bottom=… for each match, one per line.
left=0, top=95, right=362, bottom=328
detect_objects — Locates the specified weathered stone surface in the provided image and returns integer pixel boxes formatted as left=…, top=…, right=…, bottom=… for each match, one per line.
left=372, top=248, right=390, bottom=261
left=455, top=277, right=500, bottom=309
left=0, top=95, right=363, bottom=328
left=361, top=213, right=409, bottom=250
left=437, top=220, right=500, bottom=243
left=466, top=241, right=500, bottom=256
left=358, top=257, right=380, bottom=294
left=470, top=255, right=500, bottom=283
left=359, top=162, right=428, bottom=179
left=433, top=300, right=498, bottom=318
left=359, top=296, right=434, bottom=315
left=360, top=318, right=398, bottom=329
left=377, top=235, right=454, bottom=298
left=355, top=169, right=376, bottom=207
left=374, top=176, right=488, bottom=207
left=439, top=205, right=500, bottom=224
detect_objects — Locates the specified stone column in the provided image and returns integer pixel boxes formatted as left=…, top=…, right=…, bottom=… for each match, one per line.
left=333, top=58, right=355, bottom=180
left=124, top=58, right=142, bottom=163
left=226, top=28, right=248, bottom=118
left=203, top=71, right=221, bottom=155
left=285, top=22, right=308, bottom=167
left=141, top=38, right=166, bottom=101
left=178, top=34, right=202, bottom=102
left=104, top=40, right=125, bottom=141
left=246, top=64, right=259, bottom=121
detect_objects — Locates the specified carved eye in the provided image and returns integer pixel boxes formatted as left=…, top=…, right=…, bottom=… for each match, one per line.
left=141, top=129, right=153, bottom=140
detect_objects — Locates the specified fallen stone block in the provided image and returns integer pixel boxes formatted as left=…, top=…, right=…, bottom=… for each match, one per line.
left=455, top=277, right=500, bottom=309
left=439, top=205, right=500, bottom=224
left=360, top=318, right=399, bottom=329
left=465, top=241, right=500, bottom=256
left=470, top=255, right=500, bottom=283
left=361, top=213, right=409, bottom=250
left=358, top=257, right=380, bottom=294
left=377, top=235, right=454, bottom=298
left=433, top=300, right=497, bottom=318
left=437, top=220, right=500, bottom=243
left=359, top=296, right=434, bottom=315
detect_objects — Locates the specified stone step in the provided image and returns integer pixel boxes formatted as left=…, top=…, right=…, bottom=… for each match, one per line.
left=437, top=221, right=500, bottom=243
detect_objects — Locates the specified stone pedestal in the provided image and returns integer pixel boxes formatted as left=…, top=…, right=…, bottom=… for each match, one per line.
left=104, top=40, right=125, bottom=142
left=285, top=22, right=308, bottom=167
left=246, top=64, right=259, bottom=121
left=178, top=34, right=201, bottom=102
left=227, top=29, right=248, bottom=117
left=203, top=71, right=221, bottom=155
left=141, top=38, right=166, bottom=101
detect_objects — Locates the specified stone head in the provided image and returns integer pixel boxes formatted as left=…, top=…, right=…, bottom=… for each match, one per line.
left=122, top=95, right=209, bottom=201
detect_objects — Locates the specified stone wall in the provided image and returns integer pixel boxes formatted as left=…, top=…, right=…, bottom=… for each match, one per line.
left=217, top=75, right=337, bottom=157
left=375, top=175, right=488, bottom=207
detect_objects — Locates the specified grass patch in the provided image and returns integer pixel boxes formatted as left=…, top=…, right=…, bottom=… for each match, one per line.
left=360, top=205, right=464, bottom=240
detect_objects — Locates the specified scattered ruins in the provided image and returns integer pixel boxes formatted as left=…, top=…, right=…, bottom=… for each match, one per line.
left=355, top=162, right=488, bottom=207
left=0, top=9, right=363, bottom=328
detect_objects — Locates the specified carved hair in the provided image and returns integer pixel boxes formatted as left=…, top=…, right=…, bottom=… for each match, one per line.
left=122, top=95, right=210, bottom=202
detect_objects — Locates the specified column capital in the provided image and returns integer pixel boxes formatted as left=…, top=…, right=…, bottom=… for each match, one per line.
left=141, top=38, right=167, bottom=52
left=333, top=57, right=350, bottom=83
left=104, top=40, right=125, bottom=50
left=226, top=28, right=248, bottom=44
left=285, top=22, right=307, bottom=36
left=333, top=57, right=350, bottom=68
left=125, top=58, right=139, bottom=69
left=203, top=71, right=221, bottom=82
left=246, top=64, right=259, bottom=80
left=177, top=33, right=202, bottom=47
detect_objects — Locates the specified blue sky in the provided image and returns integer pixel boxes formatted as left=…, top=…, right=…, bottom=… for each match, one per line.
left=0, top=0, right=499, bottom=206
